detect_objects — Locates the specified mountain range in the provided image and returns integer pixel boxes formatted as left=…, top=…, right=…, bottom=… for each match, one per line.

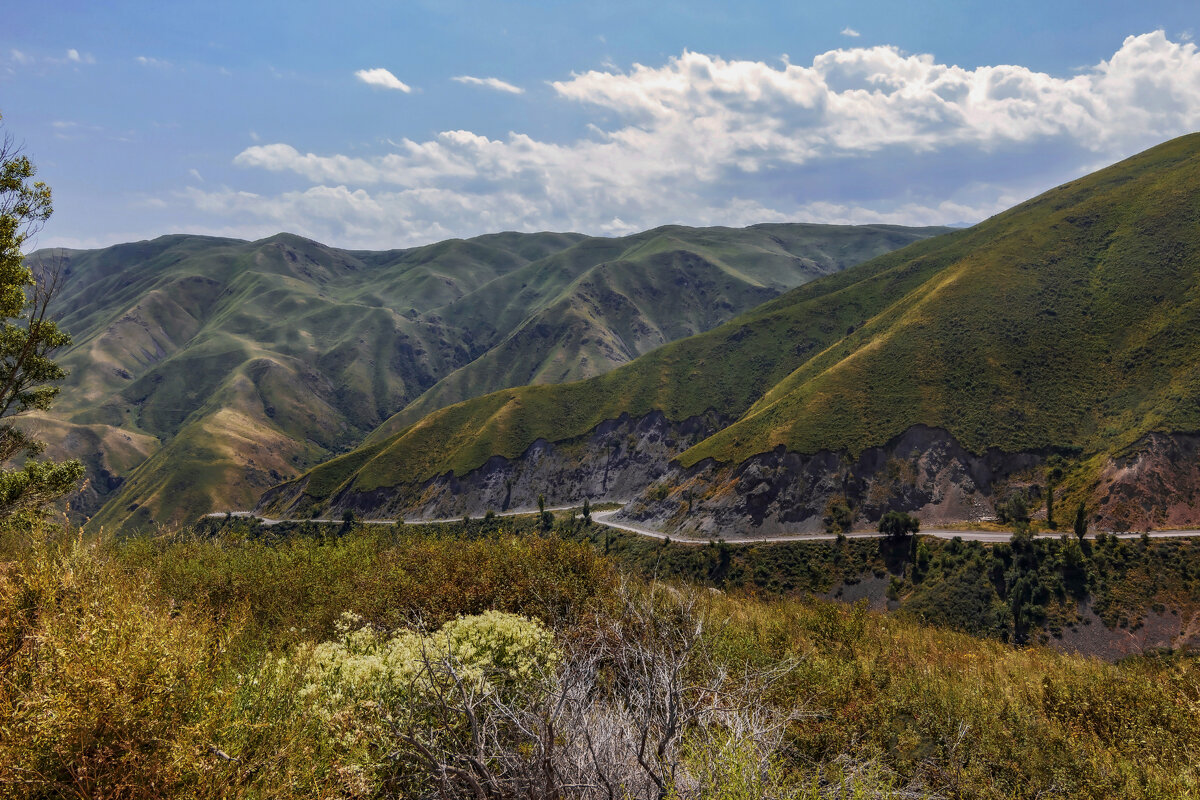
left=260, top=133, right=1200, bottom=536
left=28, top=223, right=946, bottom=530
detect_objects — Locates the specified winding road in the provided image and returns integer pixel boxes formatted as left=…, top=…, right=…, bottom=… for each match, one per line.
left=208, top=508, right=1200, bottom=546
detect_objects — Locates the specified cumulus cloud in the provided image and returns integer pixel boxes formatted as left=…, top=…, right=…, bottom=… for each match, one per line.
left=452, top=75, right=525, bottom=94
left=841, top=27, right=861, bottom=38
left=355, top=67, right=412, bottom=92
left=66, top=48, right=95, bottom=64
left=191, top=31, right=1200, bottom=248
left=136, top=55, right=171, bottom=68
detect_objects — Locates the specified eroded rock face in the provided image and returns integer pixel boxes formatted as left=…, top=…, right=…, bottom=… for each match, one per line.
left=273, top=411, right=725, bottom=520
left=1092, top=433, right=1200, bottom=531
left=262, top=420, right=1200, bottom=536
left=617, top=425, right=1046, bottom=538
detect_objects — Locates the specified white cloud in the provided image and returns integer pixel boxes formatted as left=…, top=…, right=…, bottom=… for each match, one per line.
left=49, top=120, right=106, bottom=141
left=136, top=55, right=171, bottom=68
left=66, top=48, right=95, bottom=64
left=188, top=168, right=205, bottom=183
left=841, top=27, right=861, bottom=38
left=452, top=75, right=525, bottom=94
left=191, top=31, right=1200, bottom=248
left=354, top=67, right=412, bottom=92
left=10, top=49, right=31, bottom=65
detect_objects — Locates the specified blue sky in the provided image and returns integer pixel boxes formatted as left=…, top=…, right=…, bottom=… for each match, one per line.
left=3, top=1, right=1199, bottom=249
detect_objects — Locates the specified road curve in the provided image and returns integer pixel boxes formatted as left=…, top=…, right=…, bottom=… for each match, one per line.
left=209, top=508, right=1200, bottom=546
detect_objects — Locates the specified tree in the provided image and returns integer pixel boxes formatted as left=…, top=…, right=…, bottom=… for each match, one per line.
left=878, top=510, right=919, bottom=540
left=581, top=496, right=590, bottom=524
left=0, top=117, right=82, bottom=526
left=1073, top=501, right=1088, bottom=541
left=823, top=495, right=854, bottom=534
left=1045, top=457, right=1065, bottom=529
left=997, top=493, right=1029, bottom=531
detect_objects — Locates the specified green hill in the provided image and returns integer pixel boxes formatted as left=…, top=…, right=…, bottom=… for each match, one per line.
left=32, top=223, right=942, bottom=530
left=272, top=133, right=1200, bottom=528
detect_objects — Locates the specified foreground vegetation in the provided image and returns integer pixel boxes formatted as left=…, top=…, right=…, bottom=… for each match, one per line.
left=3, top=519, right=1200, bottom=798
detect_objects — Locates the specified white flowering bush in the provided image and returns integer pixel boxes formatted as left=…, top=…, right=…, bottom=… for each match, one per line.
left=438, top=609, right=561, bottom=686
left=298, top=610, right=559, bottom=728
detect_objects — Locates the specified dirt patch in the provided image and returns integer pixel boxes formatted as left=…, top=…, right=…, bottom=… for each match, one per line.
left=826, top=573, right=898, bottom=612
left=1050, top=604, right=1200, bottom=660
left=1093, top=432, right=1200, bottom=531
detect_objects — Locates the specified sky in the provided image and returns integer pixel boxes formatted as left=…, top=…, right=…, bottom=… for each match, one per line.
left=3, top=1, right=1199, bottom=250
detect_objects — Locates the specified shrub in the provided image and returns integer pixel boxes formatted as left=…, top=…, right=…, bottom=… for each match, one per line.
left=823, top=495, right=854, bottom=534
left=997, top=493, right=1030, bottom=526
left=878, top=511, right=919, bottom=539
left=299, top=611, right=560, bottom=726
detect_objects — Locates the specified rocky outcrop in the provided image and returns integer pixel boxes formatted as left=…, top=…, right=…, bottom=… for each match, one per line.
left=265, top=411, right=725, bottom=520
left=1092, top=433, right=1200, bottom=531
left=618, top=426, right=1047, bottom=538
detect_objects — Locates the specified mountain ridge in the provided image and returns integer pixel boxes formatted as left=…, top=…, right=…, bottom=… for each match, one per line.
left=30, top=223, right=947, bottom=530
left=261, top=133, right=1200, bottom=535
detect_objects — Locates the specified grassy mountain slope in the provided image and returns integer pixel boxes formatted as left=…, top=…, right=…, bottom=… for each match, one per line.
left=33, top=223, right=941, bottom=530
left=370, top=223, right=948, bottom=438
left=285, top=227, right=968, bottom=499
left=282, top=133, right=1200, bottom=510
left=681, top=132, right=1200, bottom=467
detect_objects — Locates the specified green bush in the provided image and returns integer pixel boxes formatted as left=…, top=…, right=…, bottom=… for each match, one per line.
left=877, top=511, right=919, bottom=539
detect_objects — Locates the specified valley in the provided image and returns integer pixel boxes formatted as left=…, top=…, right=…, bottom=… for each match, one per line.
left=7, top=9, right=1200, bottom=798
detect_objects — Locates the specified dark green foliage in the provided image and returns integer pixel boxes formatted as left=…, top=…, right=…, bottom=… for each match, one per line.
left=0, top=118, right=83, bottom=527
left=878, top=511, right=919, bottom=539
left=998, top=493, right=1030, bottom=529
left=581, top=496, right=591, bottom=523
left=1074, top=501, right=1089, bottom=540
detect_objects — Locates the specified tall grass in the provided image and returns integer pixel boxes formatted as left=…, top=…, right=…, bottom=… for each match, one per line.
left=2, top=521, right=1199, bottom=798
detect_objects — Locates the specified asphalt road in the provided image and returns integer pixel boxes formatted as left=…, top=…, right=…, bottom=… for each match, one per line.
left=210, top=508, right=1200, bottom=545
